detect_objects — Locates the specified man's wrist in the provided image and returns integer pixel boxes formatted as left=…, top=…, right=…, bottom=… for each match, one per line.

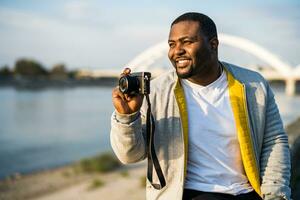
left=115, top=110, right=140, bottom=124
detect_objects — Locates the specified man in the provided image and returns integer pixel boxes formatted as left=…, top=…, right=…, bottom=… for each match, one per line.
left=111, top=12, right=291, bottom=200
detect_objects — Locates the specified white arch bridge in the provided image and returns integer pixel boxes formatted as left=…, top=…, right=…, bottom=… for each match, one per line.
left=78, top=33, right=300, bottom=95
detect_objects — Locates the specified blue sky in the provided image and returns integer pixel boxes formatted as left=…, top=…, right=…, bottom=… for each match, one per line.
left=0, top=0, right=299, bottom=70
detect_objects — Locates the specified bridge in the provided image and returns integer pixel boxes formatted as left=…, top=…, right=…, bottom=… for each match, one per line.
left=77, top=33, right=300, bottom=95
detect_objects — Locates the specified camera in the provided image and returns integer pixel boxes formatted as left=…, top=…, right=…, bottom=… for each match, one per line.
left=119, top=72, right=151, bottom=95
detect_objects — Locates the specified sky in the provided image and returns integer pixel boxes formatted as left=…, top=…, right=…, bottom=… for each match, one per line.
left=0, top=0, right=299, bottom=71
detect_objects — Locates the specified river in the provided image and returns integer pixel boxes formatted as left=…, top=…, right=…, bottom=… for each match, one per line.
left=0, top=84, right=299, bottom=179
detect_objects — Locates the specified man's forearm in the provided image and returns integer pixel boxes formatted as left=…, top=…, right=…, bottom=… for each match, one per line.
left=110, top=111, right=147, bottom=164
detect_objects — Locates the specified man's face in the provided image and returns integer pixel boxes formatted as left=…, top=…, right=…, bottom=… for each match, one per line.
left=168, top=21, right=213, bottom=79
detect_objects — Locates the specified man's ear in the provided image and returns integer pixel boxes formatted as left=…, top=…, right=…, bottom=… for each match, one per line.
left=210, top=37, right=219, bottom=51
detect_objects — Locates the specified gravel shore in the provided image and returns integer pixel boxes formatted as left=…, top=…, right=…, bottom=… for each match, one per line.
left=0, top=162, right=146, bottom=200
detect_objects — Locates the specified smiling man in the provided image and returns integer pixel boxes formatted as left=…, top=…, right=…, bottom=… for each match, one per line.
left=168, top=19, right=219, bottom=84
left=110, top=12, right=291, bottom=200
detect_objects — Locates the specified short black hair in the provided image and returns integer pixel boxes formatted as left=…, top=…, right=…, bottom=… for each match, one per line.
left=171, top=12, right=217, bottom=40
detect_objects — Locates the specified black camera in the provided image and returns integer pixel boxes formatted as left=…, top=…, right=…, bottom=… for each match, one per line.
left=119, top=72, right=151, bottom=95
left=119, top=71, right=165, bottom=189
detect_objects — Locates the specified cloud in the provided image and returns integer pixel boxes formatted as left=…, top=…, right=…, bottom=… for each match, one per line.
left=0, top=6, right=167, bottom=69
left=0, top=7, right=104, bottom=35
left=0, top=1, right=299, bottom=69
left=0, top=7, right=106, bottom=68
left=64, top=0, right=90, bottom=20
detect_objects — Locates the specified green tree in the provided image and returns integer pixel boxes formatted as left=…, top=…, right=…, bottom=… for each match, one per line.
left=14, top=59, right=48, bottom=78
left=0, top=65, right=13, bottom=78
left=50, top=63, right=68, bottom=80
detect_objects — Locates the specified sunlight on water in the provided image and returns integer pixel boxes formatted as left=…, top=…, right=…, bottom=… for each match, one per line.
left=0, top=87, right=114, bottom=179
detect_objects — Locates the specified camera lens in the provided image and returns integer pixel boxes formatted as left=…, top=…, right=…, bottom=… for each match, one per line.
left=119, top=77, right=128, bottom=93
left=119, top=75, right=140, bottom=94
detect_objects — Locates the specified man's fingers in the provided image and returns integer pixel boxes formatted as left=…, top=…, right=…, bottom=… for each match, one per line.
left=112, top=87, right=133, bottom=102
left=120, top=67, right=131, bottom=77
left=123, top=68, right=131, bottom=74
left=112, top=87, right=126, bottom=101
left=125, top=94, right=131, bottom=101
left=112, top=87, right=120, bottom=98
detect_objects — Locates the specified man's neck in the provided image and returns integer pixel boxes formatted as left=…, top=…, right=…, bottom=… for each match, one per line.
left=187, top=61, right=221, bottom=86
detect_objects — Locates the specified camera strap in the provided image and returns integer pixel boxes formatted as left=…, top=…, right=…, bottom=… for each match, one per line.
left=145, top=94, right=166, bottom=190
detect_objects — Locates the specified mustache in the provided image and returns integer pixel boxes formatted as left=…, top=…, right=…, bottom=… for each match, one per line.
left=174, top=56, right=190, bottom=61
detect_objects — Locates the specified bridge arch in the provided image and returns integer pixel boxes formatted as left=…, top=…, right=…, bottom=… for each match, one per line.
left=294, top=64, right=300, bottom=76
left=126, top=33, right=293, bottom=77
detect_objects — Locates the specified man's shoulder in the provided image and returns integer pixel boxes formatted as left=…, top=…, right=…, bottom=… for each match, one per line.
left=222, top=61, right=267, bottom=84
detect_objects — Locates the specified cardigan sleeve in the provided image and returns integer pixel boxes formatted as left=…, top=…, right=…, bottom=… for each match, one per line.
left=260, top=83, right=291, bottom=200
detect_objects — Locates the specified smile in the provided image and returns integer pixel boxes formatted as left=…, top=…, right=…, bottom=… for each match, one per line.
left=176, top=59, right=191, bottom=68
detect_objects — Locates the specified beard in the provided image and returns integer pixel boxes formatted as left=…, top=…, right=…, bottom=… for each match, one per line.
left=175, top=66, right=194, bottom=79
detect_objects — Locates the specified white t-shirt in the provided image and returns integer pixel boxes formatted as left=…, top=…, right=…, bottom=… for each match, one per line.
left=182, top=70, right=253, bottom=195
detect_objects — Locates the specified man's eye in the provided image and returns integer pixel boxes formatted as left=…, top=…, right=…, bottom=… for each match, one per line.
left=183, top=40, right=192, bottom=44
left=169, top=43, right=175, bottom=48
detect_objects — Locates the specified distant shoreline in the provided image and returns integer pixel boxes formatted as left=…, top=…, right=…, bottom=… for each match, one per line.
left=0, top=77, right=118, bottom=89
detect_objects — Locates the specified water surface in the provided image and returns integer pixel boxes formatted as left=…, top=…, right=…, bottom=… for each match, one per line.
left=0, top=85, right=299, bottom=179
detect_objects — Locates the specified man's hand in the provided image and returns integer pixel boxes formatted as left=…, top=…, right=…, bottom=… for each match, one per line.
left=112, top=68, right=144, bottom=114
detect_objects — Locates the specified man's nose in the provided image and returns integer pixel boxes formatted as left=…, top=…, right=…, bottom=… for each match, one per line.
left=174, top=44, right=185, bottom=55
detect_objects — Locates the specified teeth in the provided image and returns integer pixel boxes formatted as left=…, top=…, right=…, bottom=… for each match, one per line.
left=177, top=60, right=189, bottom=63
left=176, top=59, right=190, bottom=68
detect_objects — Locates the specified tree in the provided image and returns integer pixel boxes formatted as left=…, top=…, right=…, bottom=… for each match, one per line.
left=50, top=63, right=68, bottom=80
left=14, top=59, right=48, bottom=78
left=0, top=65, right=13, bottom=78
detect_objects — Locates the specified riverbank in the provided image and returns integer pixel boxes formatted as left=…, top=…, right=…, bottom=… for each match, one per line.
left=0, top=160, right=146, bottom=200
